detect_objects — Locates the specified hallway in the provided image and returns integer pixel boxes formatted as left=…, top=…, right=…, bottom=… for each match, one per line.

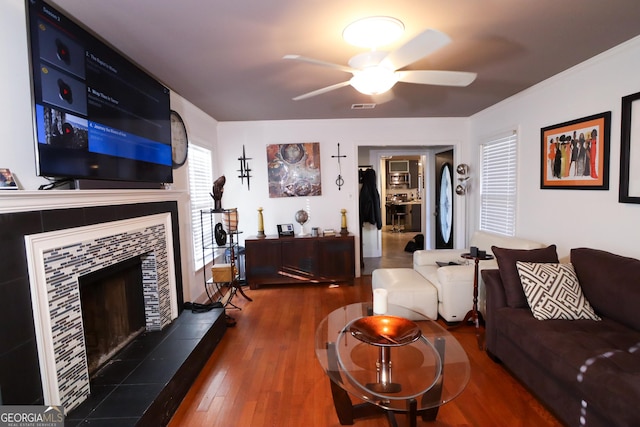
left=361, top=230, right=415, bottom=275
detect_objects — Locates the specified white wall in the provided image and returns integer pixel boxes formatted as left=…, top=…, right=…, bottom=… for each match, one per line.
left=216, top=118, right=469, bottom=275
left=1, top=0, right=45, bottom=191
left=0, top=0, right=218, bottom=304
left=470, top=36, right=640, bottom=260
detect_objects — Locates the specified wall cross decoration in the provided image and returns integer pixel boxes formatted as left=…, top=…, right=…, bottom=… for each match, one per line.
left=238, top=145, right=252, bottom=190
left=331, top=143, right=347, bottom=190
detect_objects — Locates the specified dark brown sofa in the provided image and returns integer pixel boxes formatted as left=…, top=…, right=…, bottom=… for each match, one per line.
left=483, top=247, right=640, bottom=427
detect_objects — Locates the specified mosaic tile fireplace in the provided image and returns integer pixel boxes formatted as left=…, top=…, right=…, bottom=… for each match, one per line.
left=24, top=213, right=178, bottom=413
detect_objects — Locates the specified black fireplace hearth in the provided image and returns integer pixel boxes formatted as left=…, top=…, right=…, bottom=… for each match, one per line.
left=65, top=307, right=226, bottom=426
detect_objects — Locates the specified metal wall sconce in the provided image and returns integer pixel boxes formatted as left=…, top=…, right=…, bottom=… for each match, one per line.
left=331, top=143, right=347, bottom=190
left=238, top=145, right=252, bottom=190
left=455, top=163, right=470, bottom=195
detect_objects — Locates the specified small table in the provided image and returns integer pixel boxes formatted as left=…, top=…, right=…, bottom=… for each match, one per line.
left=315, top=303, right=470, bottom=427
left=455, top=252, right=494, bottom=349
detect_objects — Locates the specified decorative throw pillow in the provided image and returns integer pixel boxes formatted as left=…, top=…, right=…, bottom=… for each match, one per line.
left=492, top=245, right=559, bottom=308
left=515, top=262, right=600, bottom=321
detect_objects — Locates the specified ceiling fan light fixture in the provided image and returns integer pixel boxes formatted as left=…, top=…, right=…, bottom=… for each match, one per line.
left=350, top=66, right=398, bottom=95
left=343, top=16, right=404, bottom=49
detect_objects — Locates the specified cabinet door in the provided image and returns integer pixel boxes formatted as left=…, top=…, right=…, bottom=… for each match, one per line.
left=245, top=239, right=281, bottom=288
left=281, top=238, right=318, bottom=280
left=317, top=237, right=355, bottom=282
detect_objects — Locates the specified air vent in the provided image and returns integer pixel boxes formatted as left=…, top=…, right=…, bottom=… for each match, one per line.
left=351, top=103, right=377, bottom=110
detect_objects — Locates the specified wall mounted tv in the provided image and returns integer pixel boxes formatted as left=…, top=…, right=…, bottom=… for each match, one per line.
left=27, top=0, right=173, bottom=185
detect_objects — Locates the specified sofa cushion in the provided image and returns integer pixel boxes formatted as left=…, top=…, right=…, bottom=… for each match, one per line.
left=492, top=245, right=559, bottom=308
left=516, top=262, right=600, bottom=321
left=494, top=307, right=640, bottom=426
left=571, top=247, right=640, bottom=331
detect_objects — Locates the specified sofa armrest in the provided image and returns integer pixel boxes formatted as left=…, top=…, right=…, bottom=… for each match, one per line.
left=413, top=263, right=474, bottom=293
left=482, top=268, right=506, bottom=354
left=413, top=249, right=468, bottom=267
left=435, top=265, right=475, bottom=314
left=436, top=264, right=475, bottom=286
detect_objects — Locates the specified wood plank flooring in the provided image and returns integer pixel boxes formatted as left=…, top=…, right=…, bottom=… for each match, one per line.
left=168, top=279, right=563, bottom=427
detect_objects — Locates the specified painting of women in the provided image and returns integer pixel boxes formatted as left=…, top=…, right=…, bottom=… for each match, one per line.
left=576, top=133, right=586, bottom=176
left=589, top=128, right=598, bottom=179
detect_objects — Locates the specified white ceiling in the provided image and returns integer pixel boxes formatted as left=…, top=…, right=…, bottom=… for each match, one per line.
left=49, top=0, right=640, bottom=122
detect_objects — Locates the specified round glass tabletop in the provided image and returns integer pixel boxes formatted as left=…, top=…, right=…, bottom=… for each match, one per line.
left=315, top=302, right=470, bottom=412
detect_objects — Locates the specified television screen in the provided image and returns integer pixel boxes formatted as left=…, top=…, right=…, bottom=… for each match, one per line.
left=27, top=0, right=173, bottom=184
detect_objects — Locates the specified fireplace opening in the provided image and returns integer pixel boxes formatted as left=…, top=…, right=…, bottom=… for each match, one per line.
left=79, top=256, right=146, bottom=376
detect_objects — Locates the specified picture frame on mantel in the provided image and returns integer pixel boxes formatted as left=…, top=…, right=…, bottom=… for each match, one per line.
left=540, top=111, right=611, bottom=190
left=619, top=91, right=640, bottom=204
left=0, top=168, right=18, bottom=189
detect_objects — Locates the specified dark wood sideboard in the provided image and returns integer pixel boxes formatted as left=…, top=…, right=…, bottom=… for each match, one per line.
left=245, top=235, right=355, bottom=289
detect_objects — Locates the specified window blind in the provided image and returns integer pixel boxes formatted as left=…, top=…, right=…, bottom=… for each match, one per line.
left=188, top=144, right=214, bottom=269
left=479, top=132, right=518, bottom=236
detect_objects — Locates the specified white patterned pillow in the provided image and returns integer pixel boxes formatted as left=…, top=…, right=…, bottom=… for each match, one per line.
left=515, top=262, right=600, bottom=321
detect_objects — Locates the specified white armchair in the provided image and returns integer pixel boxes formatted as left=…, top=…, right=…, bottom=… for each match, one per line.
left=413, top=231, right=545, bottom=322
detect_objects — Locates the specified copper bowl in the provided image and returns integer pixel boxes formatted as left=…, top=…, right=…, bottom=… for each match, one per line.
left=348, top=315, right=421, bottom=347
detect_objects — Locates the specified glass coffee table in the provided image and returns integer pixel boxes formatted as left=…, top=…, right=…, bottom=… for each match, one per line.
left=315, top=303, right=470, bottom=426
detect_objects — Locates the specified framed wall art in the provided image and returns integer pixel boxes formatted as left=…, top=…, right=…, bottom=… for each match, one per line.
left=267, top=143, right=322, bottom=197
left=619, top=91, right=640, bottom=203
left=540, top=111, right=611, bottom=190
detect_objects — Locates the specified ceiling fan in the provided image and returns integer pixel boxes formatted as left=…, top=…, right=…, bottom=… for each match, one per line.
left=284, top=27, right=477, bottom=101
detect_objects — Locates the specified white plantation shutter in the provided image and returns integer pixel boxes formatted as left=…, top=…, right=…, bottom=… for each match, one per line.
left=479, top=132, right=518, bottom=236
left=188, top=145, right=214, bottom=269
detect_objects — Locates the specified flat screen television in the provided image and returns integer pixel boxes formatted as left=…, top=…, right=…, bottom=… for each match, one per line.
left=26, top=0, right=173, bottom=185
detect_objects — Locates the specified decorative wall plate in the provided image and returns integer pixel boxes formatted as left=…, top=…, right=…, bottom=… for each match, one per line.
left=214, top=222, right=227, bottom=246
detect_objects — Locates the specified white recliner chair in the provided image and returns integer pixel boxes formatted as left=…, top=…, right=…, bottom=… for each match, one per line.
left=371, top=268, right=438, bottom=320
left=373, top=231, right=546, bottom=322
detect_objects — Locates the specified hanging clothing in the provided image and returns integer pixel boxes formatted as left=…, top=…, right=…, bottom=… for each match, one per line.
left=359, top=169, right=382, bottom=229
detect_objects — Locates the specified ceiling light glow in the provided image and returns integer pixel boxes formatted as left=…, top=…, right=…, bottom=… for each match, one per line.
left=342, top=16, right=405, bottom=49
left=350, top=66, right=398, bottom=95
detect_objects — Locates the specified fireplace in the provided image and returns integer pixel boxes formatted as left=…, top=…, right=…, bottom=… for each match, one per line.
left=24, top=213, right=178, bottom=413
left=79, top=256, right=146, bottom=376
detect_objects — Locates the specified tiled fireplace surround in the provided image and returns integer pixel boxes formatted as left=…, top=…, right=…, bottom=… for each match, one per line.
left=26, top=213, right=178, bottom=412
left=0, top=200, right=183, bottom=410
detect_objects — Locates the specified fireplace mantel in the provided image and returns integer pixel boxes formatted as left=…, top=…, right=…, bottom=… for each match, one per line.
left=0, top=189, right=187, bottom=215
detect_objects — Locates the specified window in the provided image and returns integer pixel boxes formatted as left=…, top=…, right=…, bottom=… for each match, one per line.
left=188, top=144, right=214, bottom=269
left=479, top=132, right=518, bottom=236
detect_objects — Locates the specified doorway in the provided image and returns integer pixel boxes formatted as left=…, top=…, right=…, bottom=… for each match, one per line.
left=359, top=145, right=455, bottom=275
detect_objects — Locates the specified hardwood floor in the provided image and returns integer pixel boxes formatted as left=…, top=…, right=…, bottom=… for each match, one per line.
left=169, top=278, right=562, bottom=427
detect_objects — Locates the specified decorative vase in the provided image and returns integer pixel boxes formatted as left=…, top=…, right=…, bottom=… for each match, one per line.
left=222, top=209, right=238, bottom=232
left=340, top=208, right=348, bottom=236
left=257, top=207, right=265, bottom=238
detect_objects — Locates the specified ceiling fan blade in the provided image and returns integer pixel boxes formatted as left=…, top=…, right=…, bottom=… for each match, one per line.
left=380, top=29, right=451, bottom=71
left=291, top=81, right=352, bottom=101
left=283, top=55, right=355, bottom=74
left=397, top=70, right=477, bottom=87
